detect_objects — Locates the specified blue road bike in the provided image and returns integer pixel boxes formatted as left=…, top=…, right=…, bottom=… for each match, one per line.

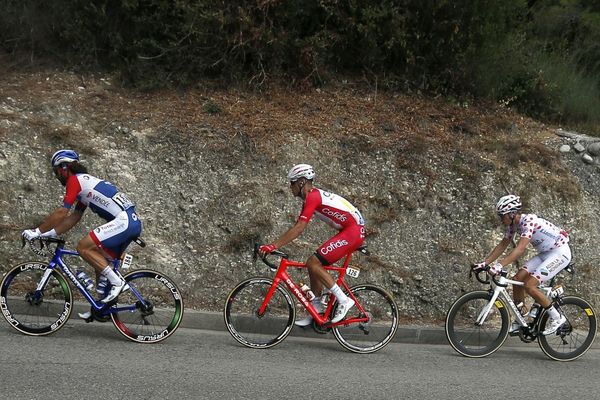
left=1, top=237, right=183, bottom=343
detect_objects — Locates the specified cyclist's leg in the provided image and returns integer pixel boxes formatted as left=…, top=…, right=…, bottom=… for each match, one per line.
left=306, top=255, right=333, bottom=297
left=512, top=268, right=530, bottom=306
left=77, top=235, right=114, bottom=276
left=82, top=210, right=142, bottom=301
left=314, top=226, right=364, bottom=322
left=514, top=255, right=543, bottom=305
left=525, top=246, right=571, bottom=334
left=311, top=225, right=364, bottom=293
left=524, top=246, right=571, bottom=307
left=293, top=255, right=331, bottom=326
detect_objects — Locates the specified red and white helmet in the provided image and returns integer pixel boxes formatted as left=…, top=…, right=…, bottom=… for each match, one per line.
left=287, top=164, right=315, bottom=182
left=496, top=194, right=522, bottom=216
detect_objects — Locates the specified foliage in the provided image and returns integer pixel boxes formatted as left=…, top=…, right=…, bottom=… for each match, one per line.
left=0, top=0, right=598, bottom=132
left=0, top=0, right=525, bottom=89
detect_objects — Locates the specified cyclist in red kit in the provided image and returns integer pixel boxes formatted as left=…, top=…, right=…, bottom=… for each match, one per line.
left=259, top=164, right=365, bottom=325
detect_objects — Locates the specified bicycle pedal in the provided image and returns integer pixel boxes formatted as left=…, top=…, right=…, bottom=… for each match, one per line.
left=84, top=316, right=94, bottom=323
left=102, top=298, right=119, bottom=307
left=311, top=321, right=330, bottom=334
left=90, top=311, right=111, bottom=323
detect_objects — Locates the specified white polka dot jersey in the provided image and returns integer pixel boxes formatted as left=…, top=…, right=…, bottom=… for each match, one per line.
left=505, top=214, right=569, bottom=253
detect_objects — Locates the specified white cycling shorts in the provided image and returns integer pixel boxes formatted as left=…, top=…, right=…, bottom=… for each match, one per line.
left=522, top=245, right=571, bottom=283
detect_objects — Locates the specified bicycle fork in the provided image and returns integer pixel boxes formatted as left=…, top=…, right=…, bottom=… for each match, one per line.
left=26, top=265, right=58, bottom=305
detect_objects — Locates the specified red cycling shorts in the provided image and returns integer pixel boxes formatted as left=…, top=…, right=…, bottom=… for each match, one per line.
left=314, top=224, right=365, bottom=266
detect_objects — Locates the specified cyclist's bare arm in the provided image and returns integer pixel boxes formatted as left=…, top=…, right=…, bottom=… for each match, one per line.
left=273, top=220, right=308, bottom=249
left=38, top=207, right=82, bottom=234
left=499, top=236, right=529, bottom=267
left=484, top=237, right=511, bottom=264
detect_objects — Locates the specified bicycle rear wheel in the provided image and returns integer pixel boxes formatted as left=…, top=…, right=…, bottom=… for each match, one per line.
left=445, top=290, right=510, bottom=357
left=332, top=284, right=399, bottom=354
left=224, top=277, right=295, bottom=349
left=111, top=269, right=184, bottom=343
left=538, top=296, right=597, bottom=361
left=0, top=262, right=72, bottom=335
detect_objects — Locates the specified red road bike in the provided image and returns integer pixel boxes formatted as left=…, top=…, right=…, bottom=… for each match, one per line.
left=224, top=245, right=398, bottom=353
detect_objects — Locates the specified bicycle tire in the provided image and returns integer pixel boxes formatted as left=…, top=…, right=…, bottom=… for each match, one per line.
left=224, top=277, right=295, bottom=349
left=538, top=296, right=597, bottom=361
left=111, top=269, right=184, bottom=343
left=0, top=262, right=72, bottom=336
left=332, top=284, right=399, bottom=354
left=445, top=290, right=510, bottom=358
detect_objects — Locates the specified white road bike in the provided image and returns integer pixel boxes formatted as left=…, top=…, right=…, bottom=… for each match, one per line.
left=445, top=264, right=596, bottom=361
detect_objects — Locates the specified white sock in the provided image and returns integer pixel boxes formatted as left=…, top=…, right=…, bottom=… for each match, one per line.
left=101, top=266, right=122, bottom=285
left=329, top=284, right=349, bottom=304
left=547, top=306, right=560, bottom=319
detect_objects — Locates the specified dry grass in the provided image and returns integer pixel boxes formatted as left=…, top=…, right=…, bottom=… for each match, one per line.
left=1, top=66, right=579, bottom=202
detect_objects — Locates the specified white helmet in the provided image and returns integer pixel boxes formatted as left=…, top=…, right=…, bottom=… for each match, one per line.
left=287, top=164, right=315, bottom=182
left=496, top=194, right=522, bottom=216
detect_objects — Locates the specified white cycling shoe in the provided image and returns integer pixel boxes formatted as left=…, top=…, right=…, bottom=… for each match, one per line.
left=542, top=315, right=567, bottom=335
left=331, top=298, right=355, bottom=323
left=295, top=299, right=325, bottom=327
left=78, top=311, right=92, bottom=319
left=101, top=280, right=129, bottom=303
left=509, top=321, right=521, bottom=334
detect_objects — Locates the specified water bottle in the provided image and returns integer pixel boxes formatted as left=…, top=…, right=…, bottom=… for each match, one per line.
left=298, top=282, right=316, bottom=301
left=76, top=270, right=94, bottom=291
left=96, top=275, right=109, bottom=295
left=320, top=287, right=330, bottom=306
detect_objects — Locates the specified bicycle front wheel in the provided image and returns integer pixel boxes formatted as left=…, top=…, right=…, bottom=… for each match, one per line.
left=111, top=269, right=184, bottom=343
left=332, top=284, right=399, bottom=354
left=224, top=277, right=295, bottom=349
left=445, top=290, right=510, bottom=358
left=538, top=296, right=597, bottom=361
left=0, top=262, right=72, bottom=336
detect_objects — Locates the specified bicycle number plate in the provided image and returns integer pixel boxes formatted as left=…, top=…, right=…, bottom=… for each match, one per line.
left=346, top=266, right=360, bottom=278
left=121, top=253, right=133, bottom=269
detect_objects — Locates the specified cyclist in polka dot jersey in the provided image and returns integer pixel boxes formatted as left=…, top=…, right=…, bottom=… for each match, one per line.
left=473, top=195, right=571, bottom=336
left=506, top=214, right=569, bottom=264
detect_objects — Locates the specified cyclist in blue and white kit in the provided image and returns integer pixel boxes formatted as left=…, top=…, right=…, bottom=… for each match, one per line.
left=473, top=195, right=570, bottom=335
left=22, top=150, right=142, bottom=309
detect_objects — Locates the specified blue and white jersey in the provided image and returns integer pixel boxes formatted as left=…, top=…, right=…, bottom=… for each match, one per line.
left=63, top=174, right=135, bottom=221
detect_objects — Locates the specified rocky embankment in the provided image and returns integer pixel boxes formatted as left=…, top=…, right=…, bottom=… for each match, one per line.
left=1, top=69, right=599, bottom=322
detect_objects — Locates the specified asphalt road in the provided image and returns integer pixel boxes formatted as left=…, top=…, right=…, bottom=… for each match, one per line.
left=0, top=320, right=598, bottom=400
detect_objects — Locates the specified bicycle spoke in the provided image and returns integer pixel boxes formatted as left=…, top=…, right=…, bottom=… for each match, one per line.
left=224, top=278, right=294, bottom=349
left=0, top=263, right=72, bottom=335
left=111, top=270, right=184, bottom=343
left=445, top=291, right=509, bottom=357
left=538, top=296, right=597, bottom=361
left=332, top=285, right=398, bottom=354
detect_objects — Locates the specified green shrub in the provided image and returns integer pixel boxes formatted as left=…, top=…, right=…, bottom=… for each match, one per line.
left=0, top=0, right=527, bottom=92
left=0, top=0, right=598, bottom=133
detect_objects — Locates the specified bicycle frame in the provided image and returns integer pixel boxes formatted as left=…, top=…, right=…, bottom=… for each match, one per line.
left=258, top=252, right=368, bottom=327
left=477, top=275, right=529, bottom=328
left=35, top=245, right=145, bottom=316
